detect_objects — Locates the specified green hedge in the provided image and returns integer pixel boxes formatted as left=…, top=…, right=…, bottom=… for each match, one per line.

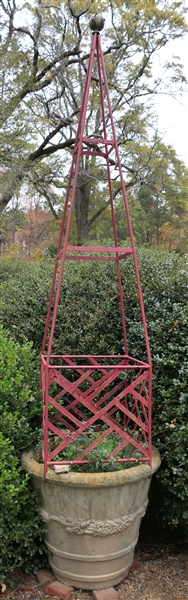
left=0, top=326, right=48, bottom=583
left=0, top=250, right=188, bottom=538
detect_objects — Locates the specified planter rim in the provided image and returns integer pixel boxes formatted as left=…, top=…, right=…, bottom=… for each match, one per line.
left=22, top=447, right=161, bottom=487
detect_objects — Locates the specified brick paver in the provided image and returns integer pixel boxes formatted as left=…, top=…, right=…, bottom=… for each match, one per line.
left=46, top=580, right=74, bottom=600
left=92, top=587, right=120, bottom=600
left=130, top=556, right=141, bottom=570
left=36, top=568, right=54, bottom=586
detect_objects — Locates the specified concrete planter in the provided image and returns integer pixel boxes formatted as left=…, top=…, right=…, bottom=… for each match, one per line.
left=22, top=448, right=160, bottom=590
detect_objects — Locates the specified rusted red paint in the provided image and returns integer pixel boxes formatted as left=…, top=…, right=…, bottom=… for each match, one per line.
left=41, top=32, right=152, bottom=479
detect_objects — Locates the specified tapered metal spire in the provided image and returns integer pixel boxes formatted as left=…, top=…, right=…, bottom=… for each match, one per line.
left=41, top=20, right=152, bottom=479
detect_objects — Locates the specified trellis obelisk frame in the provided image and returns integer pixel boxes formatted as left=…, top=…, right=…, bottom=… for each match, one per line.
left=41, top=15, right=152, bottom=479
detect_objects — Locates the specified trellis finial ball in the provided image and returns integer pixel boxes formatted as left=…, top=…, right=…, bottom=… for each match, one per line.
left=89, top=14, right=105, bottom=32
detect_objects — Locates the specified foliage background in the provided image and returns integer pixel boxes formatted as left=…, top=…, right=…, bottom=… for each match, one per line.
left=0, top=325, right=48, bottom=584
left=0, top=249, right=187, bottom=566
left=1, top=0, right=188, bottom=253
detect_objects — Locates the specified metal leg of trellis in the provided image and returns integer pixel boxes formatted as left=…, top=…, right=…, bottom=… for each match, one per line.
left=41, top=20, right=152, bottom=477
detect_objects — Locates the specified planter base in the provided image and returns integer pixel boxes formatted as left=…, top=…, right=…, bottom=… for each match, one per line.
left=22, top=448, right=160, bottom=590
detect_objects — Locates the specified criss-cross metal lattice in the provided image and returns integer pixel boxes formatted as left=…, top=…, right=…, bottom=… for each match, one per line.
left=41, top=23, right=152, bottom=479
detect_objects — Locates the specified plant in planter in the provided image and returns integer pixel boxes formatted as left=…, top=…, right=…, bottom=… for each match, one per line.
left=34, top=430, right=150, bottom=472
left=22, top=16, right=160, bottom=590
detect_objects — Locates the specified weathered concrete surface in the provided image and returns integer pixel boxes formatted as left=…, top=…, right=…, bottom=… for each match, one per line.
left=22, top=448, right=161, bottom=590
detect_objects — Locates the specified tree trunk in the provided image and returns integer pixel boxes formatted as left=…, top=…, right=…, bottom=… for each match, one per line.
left=0, top=165, right=27, bottom=213
left=74, top=172, right=91, bottom=245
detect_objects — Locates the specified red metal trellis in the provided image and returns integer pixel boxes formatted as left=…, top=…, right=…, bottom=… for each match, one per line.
left=40, top=16, right=152, bottom=479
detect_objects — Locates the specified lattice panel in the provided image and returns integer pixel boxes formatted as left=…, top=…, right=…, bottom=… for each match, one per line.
left=41, top=355, right=151, bottom=474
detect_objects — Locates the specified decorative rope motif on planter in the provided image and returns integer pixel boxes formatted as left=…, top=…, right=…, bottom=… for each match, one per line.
left=40, top=502, right=148, bottom=536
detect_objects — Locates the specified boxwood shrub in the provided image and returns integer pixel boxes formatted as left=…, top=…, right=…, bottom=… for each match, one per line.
left=0, top=250, right=188, bottom=539
left=0, top=325, right=48, bottom=583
